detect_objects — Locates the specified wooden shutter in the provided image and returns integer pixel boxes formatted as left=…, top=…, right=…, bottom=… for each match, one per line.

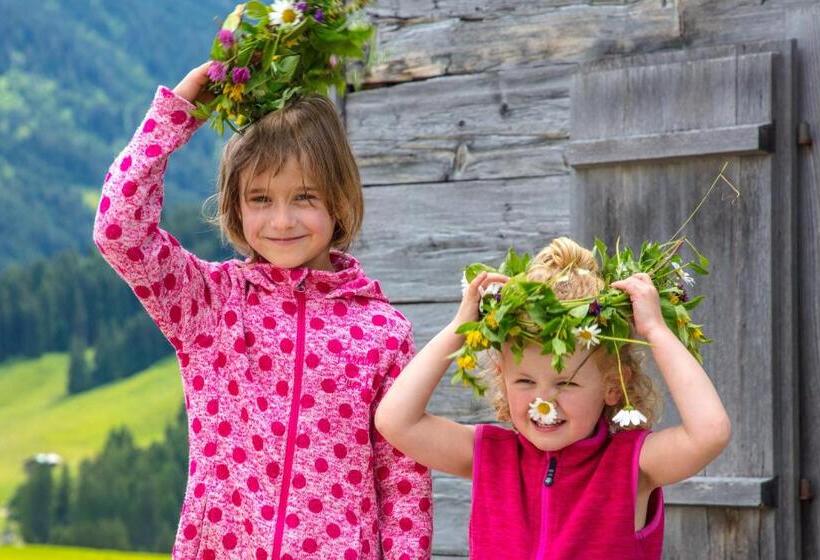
left=567, top=42, right=798, bottom=559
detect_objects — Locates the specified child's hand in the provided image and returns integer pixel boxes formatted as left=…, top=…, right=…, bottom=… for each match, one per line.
left=610, top=273, right=668, bottom=340
left=452, top=272, right=509, bottom=327
left=173, top=61, right=215, bottom=105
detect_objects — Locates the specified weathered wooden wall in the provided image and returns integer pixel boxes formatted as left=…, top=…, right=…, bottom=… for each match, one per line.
left=346, top=1, right=820, bottom=558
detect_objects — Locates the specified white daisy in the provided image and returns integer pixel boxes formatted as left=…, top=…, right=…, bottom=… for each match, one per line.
left=612, top=406, right=647, bottom=427
left=269, top=0, right=303, bottom=26
left=573, top=324, right=601, bottom=349
left=528, top=398, right=559, bottom=426
left=480, top=282, right=504, bottom=299
left=672, top=262, right=695, bottom=287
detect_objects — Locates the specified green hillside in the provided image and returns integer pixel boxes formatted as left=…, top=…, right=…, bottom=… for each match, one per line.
left=0, top=545, right=166, bottom=559
left=0, top=354, right=183, bottom=504
left=0, top=0, right=234, bottom=270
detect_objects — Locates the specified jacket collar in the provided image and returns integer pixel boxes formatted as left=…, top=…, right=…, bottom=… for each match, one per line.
left=516, top=415, right=610, bottom=468
left=239, top=250, right=389, bottom=302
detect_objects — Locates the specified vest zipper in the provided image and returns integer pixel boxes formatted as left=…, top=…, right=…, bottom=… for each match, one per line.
left=271, top=282, right=307, bottom=559
left=536, top=455, right=558, bottom=560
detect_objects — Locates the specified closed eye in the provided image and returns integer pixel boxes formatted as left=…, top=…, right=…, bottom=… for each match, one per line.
left=557, top=381, right=579, bottom=387
left=515, top=378, right=535, bottom=385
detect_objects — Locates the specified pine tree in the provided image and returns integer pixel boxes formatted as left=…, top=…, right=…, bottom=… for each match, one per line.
left=9, top=461, right=55, bottom=543
left=53, top=463, right=71, bottom=526
left=67, top=336, right=89, bottom=394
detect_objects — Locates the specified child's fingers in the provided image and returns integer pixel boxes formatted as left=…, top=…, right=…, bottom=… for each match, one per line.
left=466, top=272, right=488, bottom=294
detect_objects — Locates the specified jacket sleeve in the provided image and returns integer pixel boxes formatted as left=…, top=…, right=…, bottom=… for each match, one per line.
left=93, top=86, right=230, bottom=348
left=371, top=324, right=434, bottom=559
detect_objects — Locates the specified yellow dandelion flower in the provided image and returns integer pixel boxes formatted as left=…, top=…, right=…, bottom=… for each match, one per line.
left=228, top=83, right=245, bottom=102
left=465, top=331, right=489, bottom=350
left=457, top=354, right=477, bottom=371
left=669, top=294, right=680, bottom=305
left=485, top=311, right=498, bottom=329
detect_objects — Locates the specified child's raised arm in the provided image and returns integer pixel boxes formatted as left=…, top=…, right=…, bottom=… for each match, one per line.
left=93, top=63, right=229, bottom=346
left=612, top=273, right=731, bottom=489
left=374, top=272, right=507, bottom=479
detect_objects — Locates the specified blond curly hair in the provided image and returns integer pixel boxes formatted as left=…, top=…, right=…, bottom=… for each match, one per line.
left=485, top=237, right=662, bottom=429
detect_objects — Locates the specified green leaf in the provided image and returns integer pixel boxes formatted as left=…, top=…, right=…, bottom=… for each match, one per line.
left=499, top=249, right=531, bottom=277
left=681, top=295, right=704, bottom=311
left=552, top=337, right=567, bottom=356
left=210, top=37, right=227, bottom=61
left=245, top=1, right=270, bottom=20
left=465, top=263, right=496, bottom=283
left=455, top=322, right=481, bottom=335
left=568, top=304, right=590, bottom=319
left=278, top=55, right=300, bottom=82
left=688, top=261, right=709, bottom=276
left=261, top=39, right=276, bottom=71
left=223, top=4, right=246, bottom=30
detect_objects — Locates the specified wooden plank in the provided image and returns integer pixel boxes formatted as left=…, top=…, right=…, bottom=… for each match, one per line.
left=352, top=176, right=571, bottom=303
left=572, top=52, right=774, bottom=140
left=663, top=507, right=774, bottom=560
left=763, top=39, right=800, bottom=560
left=679, top=0, right=805, bottom=48
left=786, top=8, right=820, bottom=559
left=395, top=302, right=496, bottom=424
left=362, top=0, right=679, bottom=84
left=369, top=0, right=646, bottom=20
left=346, top=63, right=572, bottom=185
left=432, top=473, right=471, bottom=556
left=566, top=124, right=774, bottom=167
left=664, top=476, right=777, bottom=508
left=568, top=42, right=796, bottom=558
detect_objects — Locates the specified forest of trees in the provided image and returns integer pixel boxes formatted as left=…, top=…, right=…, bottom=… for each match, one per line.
left=0, top=0, right=233, bottom=270
left=9, top=407, right=189, bottom=551
left=0, top=206, right=234, bottom=393
left=0, top=0, right=254, bottom=550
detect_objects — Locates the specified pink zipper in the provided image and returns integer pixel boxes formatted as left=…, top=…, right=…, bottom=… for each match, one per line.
left=535, top=455, right=557, bottom=560
left=271, top=286, right=307, bottom=559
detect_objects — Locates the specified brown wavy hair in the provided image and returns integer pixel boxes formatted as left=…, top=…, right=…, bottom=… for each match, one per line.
left=208, top=94, right=363, bottom=257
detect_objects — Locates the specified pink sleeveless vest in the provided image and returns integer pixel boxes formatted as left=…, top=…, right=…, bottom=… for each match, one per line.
left=470, top=416, right=664, bottom=559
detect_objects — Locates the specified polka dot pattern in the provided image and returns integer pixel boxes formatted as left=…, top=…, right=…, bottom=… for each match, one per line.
left=94, top=86, right=431, bottom=559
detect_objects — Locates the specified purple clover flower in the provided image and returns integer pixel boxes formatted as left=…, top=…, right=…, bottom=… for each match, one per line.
left=207, top=60, right=227, bottom=82
left=218, top=29, right=235, bottom=48
left=232, top=66, right=251, bottom=84
left=314, top=8, right=324, bottom=23
left=680, top=287, right=689, bottom=303
left=295, top=1, right=308, bottom=12
left=588, top=300, right=601, bottom=317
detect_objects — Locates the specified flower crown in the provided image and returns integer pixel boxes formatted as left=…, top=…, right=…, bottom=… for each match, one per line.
left=449, top=163, right=741, bottom=428
left=190, top=1, right=375, bottom=134
left=449, top=238, right=711, bottom=425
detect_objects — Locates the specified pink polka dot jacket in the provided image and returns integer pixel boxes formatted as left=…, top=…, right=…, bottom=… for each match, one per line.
left=93, top=86, right=433, bottom=560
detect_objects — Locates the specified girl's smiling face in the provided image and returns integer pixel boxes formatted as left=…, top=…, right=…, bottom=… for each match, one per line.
left=240, top=157, right=335, bottom=271
left=502, top=345, right=620, bottom=451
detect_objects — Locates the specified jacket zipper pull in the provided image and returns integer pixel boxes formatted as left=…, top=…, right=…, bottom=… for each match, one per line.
left=294, top=278, right=306, bottom=293
left=544, top=456, right=558, bottom=487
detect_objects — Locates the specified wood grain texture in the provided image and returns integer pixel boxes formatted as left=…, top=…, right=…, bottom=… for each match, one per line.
left=786, top=8, right=820, bottom=558
left=361, top=0, right=680, bottom=84
left=352, top=177, right=571, bottom=303
left=569, top=42, right=797, bottom=558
